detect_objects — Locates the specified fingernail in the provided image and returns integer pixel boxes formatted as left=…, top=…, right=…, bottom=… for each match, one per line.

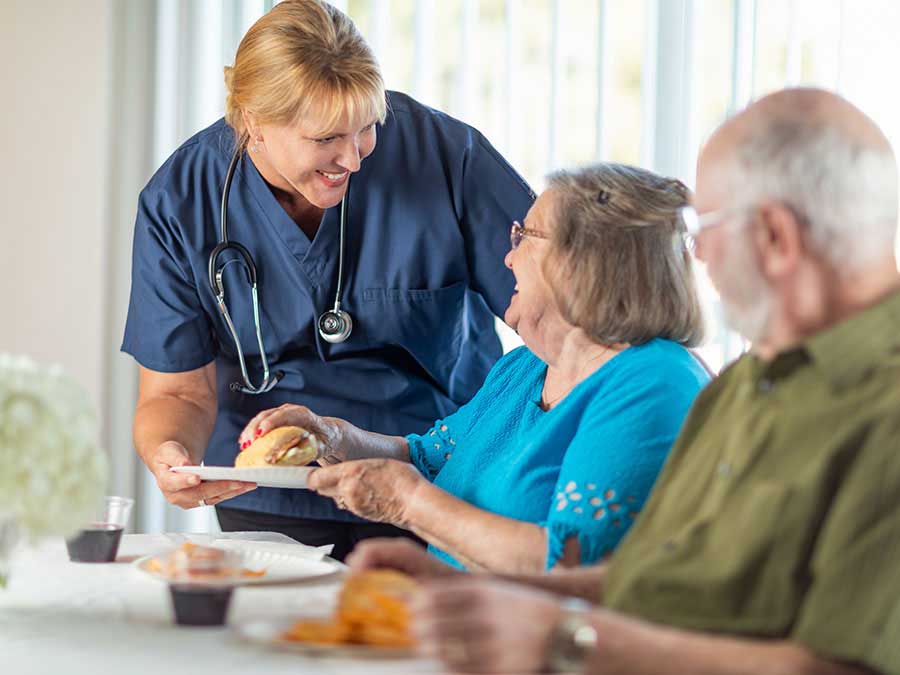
left=255, top=428, right=263, bottom=436
left=241, top=441, right=250, bottom=449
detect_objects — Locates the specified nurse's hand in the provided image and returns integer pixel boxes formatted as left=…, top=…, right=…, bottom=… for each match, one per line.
left=152, top=441, right=257, bottom=509
left=308, top=459, right=426, bottom=526
left=237, top=404, right=345, bottom=462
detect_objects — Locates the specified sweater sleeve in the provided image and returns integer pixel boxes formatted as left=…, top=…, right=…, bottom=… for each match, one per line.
left=408, top=347, right=532, bottom=481
left=407, top=415, right=463, bottom=482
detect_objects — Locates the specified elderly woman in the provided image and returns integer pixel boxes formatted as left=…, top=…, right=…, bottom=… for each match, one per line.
left=240, top=164, right=710, bottom=573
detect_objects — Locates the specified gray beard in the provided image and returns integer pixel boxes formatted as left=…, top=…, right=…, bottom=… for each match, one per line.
left=722, top=292, right=772, bottom=345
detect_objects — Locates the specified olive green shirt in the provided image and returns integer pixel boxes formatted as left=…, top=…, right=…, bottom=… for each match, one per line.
left=605, top=290, right=900, bottom=674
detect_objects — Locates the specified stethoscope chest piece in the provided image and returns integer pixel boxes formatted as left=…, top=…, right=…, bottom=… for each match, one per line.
left=318, top=308, right=353, bottom=343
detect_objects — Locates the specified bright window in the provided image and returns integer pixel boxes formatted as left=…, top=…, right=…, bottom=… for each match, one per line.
left=181, top=0, right=900, bottom=369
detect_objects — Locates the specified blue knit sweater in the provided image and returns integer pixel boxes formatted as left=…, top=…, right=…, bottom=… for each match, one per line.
left=407, top=339, right=709, bottom=569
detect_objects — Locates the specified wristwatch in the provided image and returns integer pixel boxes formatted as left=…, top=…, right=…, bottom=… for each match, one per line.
left=545, top=598, right=599, bottom=673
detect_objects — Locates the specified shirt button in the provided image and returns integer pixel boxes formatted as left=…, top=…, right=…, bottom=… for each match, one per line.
left=717, top=461, right=732, bottom=478
left=758, top=378, right=773, bottom=393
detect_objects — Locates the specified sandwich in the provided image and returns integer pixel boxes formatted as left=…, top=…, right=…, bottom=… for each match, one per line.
left=234, top=426, right=320, bottom=468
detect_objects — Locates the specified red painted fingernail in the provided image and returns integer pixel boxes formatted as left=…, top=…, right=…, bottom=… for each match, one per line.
left=242, top=441, right=250, bottom=449
left=256, top=428, right=263, bottom=436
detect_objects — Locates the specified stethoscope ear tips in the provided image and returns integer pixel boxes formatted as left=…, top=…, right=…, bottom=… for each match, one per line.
left=318, top=309, right=353, bottom=344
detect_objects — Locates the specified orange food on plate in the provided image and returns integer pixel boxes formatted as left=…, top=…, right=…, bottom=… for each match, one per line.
left=240, top=568, right=266, bottom=578
left=281, top=618, right=352, bottom=645
left=281, top=570, right=420, bottom=649
left=146, top=542, right=266, bottom=580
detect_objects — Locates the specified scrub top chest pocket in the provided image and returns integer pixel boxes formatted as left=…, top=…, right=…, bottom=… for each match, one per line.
left=359, top=281, right=469, bottom=389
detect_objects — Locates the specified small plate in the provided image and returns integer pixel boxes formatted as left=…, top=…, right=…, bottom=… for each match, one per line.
left=133, top=543, right=342, bottom=587
left=171, top=465, right=314, bottom=488
left=234, top=620, right=417, bottom=659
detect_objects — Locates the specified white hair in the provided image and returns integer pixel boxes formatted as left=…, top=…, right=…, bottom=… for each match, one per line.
left=724, top=119, right=898, bottom=275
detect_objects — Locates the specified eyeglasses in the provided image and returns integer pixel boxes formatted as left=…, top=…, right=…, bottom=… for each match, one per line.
left=510, top=220, right=549, bottom=250
left=678, top=205, right=749, bottom=252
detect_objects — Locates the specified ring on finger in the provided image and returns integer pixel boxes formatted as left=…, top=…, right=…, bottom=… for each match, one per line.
left=335, top=496, right=346, bottom=510
left=198, top=497, right=208, bottom=507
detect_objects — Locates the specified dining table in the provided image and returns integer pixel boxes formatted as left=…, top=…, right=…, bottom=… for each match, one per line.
left=0, top=531, right=441, bottom=675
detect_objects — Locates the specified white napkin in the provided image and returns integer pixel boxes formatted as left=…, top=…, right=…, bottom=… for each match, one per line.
left=211, top=538, right=333, bottom=561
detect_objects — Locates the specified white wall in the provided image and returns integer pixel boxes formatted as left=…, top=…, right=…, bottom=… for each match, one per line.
left=0, top=0, right=113, bottom=415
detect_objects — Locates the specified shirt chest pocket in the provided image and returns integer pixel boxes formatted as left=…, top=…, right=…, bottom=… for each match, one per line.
left=356, top=281, right=468, bottom=388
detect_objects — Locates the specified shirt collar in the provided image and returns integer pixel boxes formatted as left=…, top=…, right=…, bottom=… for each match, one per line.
left=802, top=289, right=900, bottom=390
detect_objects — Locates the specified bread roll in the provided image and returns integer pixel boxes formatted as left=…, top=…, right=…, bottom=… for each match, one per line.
left=235, top=426, right=319, bottom=468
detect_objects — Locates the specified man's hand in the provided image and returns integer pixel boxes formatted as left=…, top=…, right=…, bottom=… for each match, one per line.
left=149, top=440, right=256, bottom=509
left=414, top=577, right=563, bottom=674
left=347, top=538, right=461, bottom=579
left=308, top=459, right=426, bottom=525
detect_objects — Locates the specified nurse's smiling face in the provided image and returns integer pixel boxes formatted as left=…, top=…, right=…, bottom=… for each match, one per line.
left=248, top=109, right=378, bottom=210
left=503, top=191, right=559, bottom=346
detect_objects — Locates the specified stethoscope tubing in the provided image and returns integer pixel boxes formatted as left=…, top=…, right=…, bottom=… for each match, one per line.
left=209, top=146, right=352, bottom=394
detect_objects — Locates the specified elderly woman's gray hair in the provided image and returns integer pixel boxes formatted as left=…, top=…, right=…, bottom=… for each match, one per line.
left=544, top=163, right=703, bottom=347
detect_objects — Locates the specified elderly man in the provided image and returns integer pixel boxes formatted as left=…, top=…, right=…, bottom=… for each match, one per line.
left=349, top=87, right=900, bottom=675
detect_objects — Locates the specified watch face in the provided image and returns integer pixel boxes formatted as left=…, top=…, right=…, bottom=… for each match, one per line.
left=573, top=623, right=599, bottom=649
left=547, top=610, right=598, bottom=672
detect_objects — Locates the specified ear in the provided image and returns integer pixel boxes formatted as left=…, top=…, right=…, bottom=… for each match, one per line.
left=753, top=201, right=805, bottom=282
left=241, top=110, right=261, bottom=141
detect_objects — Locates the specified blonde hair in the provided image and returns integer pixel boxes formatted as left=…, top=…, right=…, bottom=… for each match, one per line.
left=223, top=0, right=387, bottom=150
left=543, top=164, right=704, bottom=347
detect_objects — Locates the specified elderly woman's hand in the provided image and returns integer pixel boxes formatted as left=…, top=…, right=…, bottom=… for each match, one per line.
left=347, top=538, right=461, bottom=579
left=308, top=459, right=426, bottom=525
left=414, top=577, right=564, bottom=674
left=237, top=403, right=346, bottom=463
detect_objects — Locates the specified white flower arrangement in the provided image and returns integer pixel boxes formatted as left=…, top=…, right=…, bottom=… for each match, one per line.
left=0, top=354, right=108, bottom=543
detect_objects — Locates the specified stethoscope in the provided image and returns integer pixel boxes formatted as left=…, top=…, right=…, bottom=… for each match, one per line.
left=208, top=148, right=354, bottom=394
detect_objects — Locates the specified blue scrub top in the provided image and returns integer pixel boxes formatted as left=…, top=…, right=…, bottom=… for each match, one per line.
left=122, top=91, right=535, bottom=521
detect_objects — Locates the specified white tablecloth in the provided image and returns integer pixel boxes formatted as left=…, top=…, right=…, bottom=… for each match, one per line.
left=0, top=532, right=440, bottom=675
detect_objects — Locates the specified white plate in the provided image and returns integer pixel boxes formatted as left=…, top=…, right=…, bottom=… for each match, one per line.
left=234, top=620, right=417, bottom=659
left=171, top=465, right=314, bottom=488
left=133, top=543, right=342, bottom=587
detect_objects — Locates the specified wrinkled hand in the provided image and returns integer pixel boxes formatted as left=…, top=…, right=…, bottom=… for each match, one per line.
left=414, top=577, right=564, bottom=674
left=237, top=404, right=345, bottom=463
left=347, top=538, right=461, bottom=580
left=150, top=441, right=256, bottom=509
left=308, top=459, right=426, bottom=526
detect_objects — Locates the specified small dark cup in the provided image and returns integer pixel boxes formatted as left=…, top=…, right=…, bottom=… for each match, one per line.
left=168, top=585, right=234, bottom=626
left=65, top=524, right=124, bottom=563
left=66, top=496, right=134, bottom=563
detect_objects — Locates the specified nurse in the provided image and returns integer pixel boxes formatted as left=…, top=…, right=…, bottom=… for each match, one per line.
left=122, top=0, right=534, bottom=560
